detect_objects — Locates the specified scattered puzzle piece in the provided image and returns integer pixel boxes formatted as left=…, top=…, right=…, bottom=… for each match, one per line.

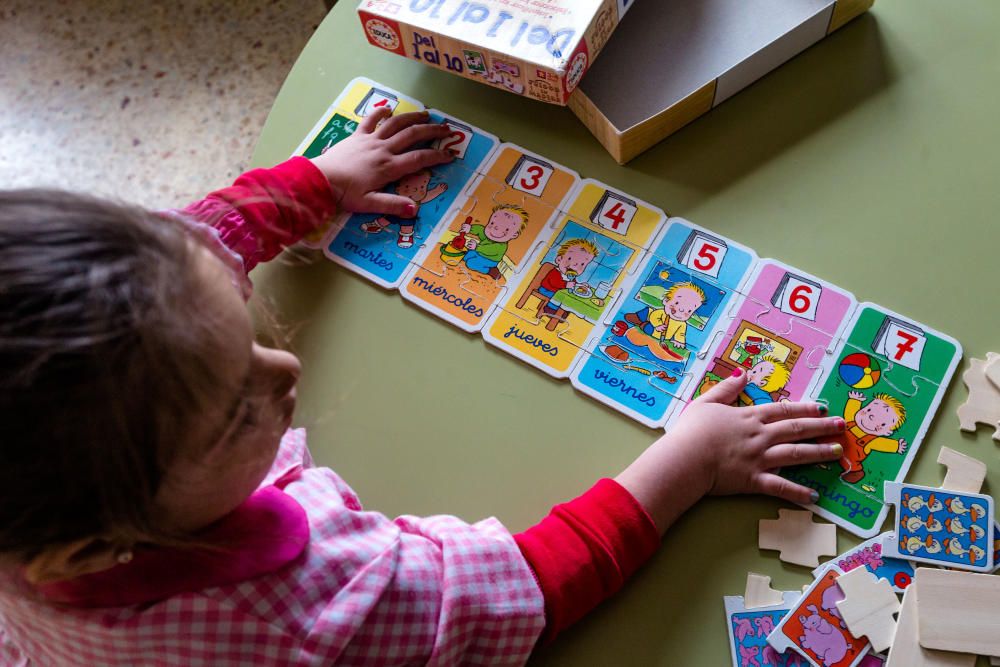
left=956, top=353, right=1000, bottom=440
left=834, top=567, right=900, bottom=653
left=759, top=509, right=838, bottom=567
left=985, top=354, right=1000, bottom=390
left=884, top=580, right=974, bottom=667
left=744, top=572, right=786, bottom=610
left=937, top=446, right=987, bottom=494
left=915, top=567, right=1000, bottom=658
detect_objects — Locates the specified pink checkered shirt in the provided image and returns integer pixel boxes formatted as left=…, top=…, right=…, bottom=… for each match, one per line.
left=0, top=429, right=545, bottom=666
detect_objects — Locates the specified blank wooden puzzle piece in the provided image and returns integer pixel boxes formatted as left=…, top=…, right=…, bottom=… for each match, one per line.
left=759, top=509, right=837, bottom=567
left=956, top=353, right=1000, bottom=440
left=834, top=566, right=900, bottom=653
left=885, top=581, right=974, bottom=667
left=985, top=354, right=1000, bottom=390
left=915, top=567, right=1000, bottom=657
left=937, top=446, right=987, bottom=494
left=743, top=572, right=785, bottom=609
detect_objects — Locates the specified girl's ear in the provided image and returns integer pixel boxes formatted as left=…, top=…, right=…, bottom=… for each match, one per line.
left=22, top=538, right=123, bottom=585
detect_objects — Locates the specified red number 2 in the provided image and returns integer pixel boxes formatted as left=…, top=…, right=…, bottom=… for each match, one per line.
left=520, top=165, right=544, bottom=191
left=789, top=284, right=813, bottom=314
left=894, top=330, right=918, bottom=360
left=440, top=130, right=466, bottom=153
left=692, top=242, right=719, bottom=271
left=603, top=202, right=627, bottom=229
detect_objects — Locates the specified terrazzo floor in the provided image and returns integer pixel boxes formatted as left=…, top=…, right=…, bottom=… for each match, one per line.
left=0, top=0, right=328, bottom=209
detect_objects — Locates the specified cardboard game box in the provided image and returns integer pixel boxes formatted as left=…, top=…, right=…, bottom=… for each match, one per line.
left=357, top=0, right=634, bottom=105
left=568, top=0, right=875, bottom=163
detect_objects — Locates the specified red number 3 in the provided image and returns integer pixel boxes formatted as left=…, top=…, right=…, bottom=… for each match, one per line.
left=520, top=165, right=544, bottom=191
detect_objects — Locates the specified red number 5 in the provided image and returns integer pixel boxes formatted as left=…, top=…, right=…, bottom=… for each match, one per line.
left=693, top=243, right=719, bottom=271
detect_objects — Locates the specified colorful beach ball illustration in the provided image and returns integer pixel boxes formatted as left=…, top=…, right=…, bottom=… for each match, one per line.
left=839, top=353, right=881, bottom=389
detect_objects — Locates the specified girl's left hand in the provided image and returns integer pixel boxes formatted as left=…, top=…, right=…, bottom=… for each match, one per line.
left=311, top=108, right=454, bottom=218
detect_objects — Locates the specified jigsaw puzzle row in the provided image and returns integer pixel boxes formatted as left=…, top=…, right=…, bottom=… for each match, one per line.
left=726, top=445, right=1000, bottom=667
left=293, top=78, right=962, bottom=539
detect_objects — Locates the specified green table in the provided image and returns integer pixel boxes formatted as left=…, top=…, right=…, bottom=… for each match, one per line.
left=251, top=3, right=1000, bottom=664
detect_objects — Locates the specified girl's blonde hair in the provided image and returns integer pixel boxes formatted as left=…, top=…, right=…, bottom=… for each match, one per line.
left=0, top=189, right=237, bottom=561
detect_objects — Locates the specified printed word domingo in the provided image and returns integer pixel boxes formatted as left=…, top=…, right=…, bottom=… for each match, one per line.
left=783, top=470, right=876, bottom=520
left=591, top=368, right=657, bottom=408
left=411, top=275, right=485, bottom=317
left=503, top=324, right=559, bottom=357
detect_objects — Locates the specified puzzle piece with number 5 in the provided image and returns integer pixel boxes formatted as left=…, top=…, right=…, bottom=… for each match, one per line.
left=483, top=179, right=665, bottom=378
left=693, top=259, right=856, bottom=409
left=293, top=77, right=424, bottom=247
left=400, top=144, right=578, bottom=332
left=780, top=303, right=962, bottom=538
left=324, top=112, right=499, bottom=289
left=570, top=218, right=758, bottom=427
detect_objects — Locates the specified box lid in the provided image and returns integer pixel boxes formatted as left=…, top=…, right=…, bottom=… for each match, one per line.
left=359, top=0, right=606, bottom=72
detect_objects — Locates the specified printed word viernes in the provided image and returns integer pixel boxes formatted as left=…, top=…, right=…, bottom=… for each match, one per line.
left=411, top=276, right=485, bottom=317
left=590, top=369, right=657, bottom=408
left=503, top=324, right=559, bottom=357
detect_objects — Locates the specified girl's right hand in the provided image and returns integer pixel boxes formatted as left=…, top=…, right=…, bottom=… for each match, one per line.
left=615, top=369, right=845, bottom=534
left=311, top=108, right=454, bottom=218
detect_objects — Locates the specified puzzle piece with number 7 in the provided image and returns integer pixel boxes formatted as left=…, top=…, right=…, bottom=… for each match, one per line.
left=780, top=303, right=962, bottom=538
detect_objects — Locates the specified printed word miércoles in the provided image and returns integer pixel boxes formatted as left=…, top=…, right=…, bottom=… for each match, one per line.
left=411, top=275, right=485, bottom=317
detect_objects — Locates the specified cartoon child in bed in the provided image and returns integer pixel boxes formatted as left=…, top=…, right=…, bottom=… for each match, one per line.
left=607, top=282, right=706, bottom=363
left=360, top=169, right=447, bottom=248
left=743, top=355, right=792, bottom=405
left=839, top=391, right=907, bottom=484
left=538, top=238, right=599, bottom=315
left=458, top=203, right=527, bottom=280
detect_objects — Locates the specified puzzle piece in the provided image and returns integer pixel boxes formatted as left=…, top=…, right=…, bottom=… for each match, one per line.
left=759, top=509, right=838, bottom=567
left=914, top=567, right=1000, bottom=658
left=780, top=304, right=963, bottom=540
left=985, top=353, right=1000, bottom=390
left=834, top=567, right=900, bottom=653
left=744, top=572, right=786, bottom=609
left=724, top=586, right=803, bottom=667
left=884, top=579, right=974, bottom=667
left=768, top=566, right=872, bottom=667
left=937, top=446, right=986, bottom=494
left=817, top=532, right=915, bottom=593
left=400, top=146, right=577, bottom=333
left=957, top=353, right=1000, bottom=440
left=882, top=481, right=995, bottom=572
left=569, top=220, right=757, bottom=427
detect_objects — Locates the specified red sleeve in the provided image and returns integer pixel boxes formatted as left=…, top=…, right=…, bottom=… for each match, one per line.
left=540, top=269, right=567, bottom=293
left=180, top=157, right=338, bottom=272
left=514, top=478, right=660, bottom=644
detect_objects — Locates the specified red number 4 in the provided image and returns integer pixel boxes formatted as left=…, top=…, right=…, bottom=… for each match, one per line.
left=603, top=202, right=627, bottom=229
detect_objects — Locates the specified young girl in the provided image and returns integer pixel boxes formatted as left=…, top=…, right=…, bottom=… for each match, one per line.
left=0, top=108, right=845, bottom=665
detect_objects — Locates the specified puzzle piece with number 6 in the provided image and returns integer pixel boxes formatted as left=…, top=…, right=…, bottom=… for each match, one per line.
left=293, top=77, right=424, bottom=247
left=483, top=179, right=665, bottom=378
left=324, top=112, right=499, bottom=289
left=570, top=218, right=757, bottom=427
left=780, top=303, right=962, bottom=538
left=400, top=144, right=578, bottom=332
left=692, top=259, right=856, bottom=409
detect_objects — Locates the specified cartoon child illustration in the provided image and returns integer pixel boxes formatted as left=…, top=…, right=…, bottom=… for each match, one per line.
left=537, top=238, right=599, bottom=315
left=606, top=282, right=706, bottom=363
left=743, top=355, right=792, bottom=405
left=838, top=391, right=907, bottom=484
left=360, top=169, right=447, bottom=248
left=458, top=204, right=527, bottom=279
